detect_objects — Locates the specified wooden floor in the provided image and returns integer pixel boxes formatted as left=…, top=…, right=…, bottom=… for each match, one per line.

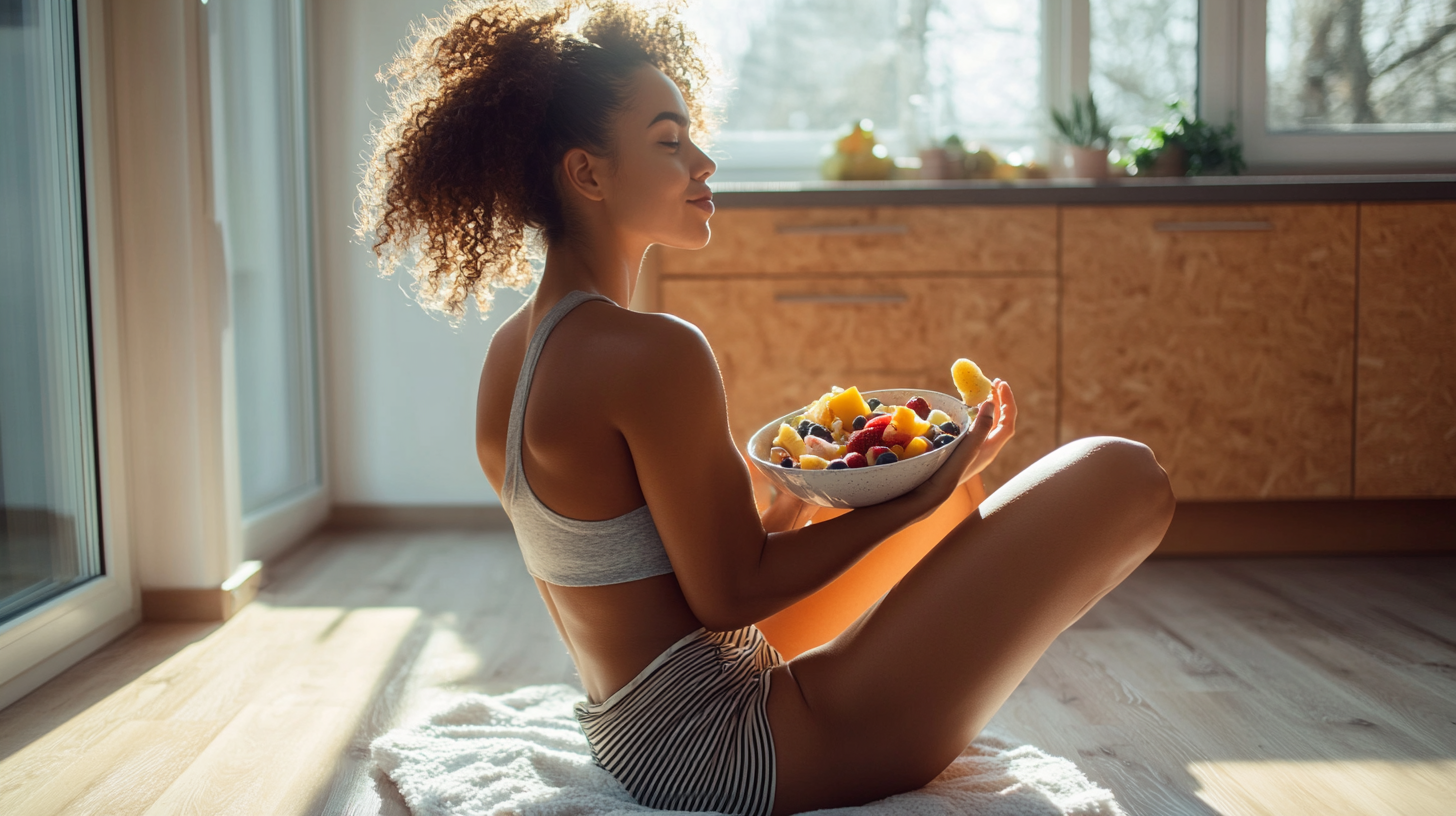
left=1, top=529, right=1454, bottom=816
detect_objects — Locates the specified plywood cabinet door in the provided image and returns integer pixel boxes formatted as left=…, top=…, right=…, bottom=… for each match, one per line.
left=1356, top=202, right=1456, bottom=496
left=1061, top=205, right=1357, bottom=499
left=661, top=276, right=1057, bottom=491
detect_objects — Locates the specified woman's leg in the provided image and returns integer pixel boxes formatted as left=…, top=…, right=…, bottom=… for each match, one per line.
left=755, top=476, right=988, bottom=659
left=765, top=436, right=1175, bottom=815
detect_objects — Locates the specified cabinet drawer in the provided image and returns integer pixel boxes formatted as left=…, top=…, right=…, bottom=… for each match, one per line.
left=1061, top=204, right=1357, bottom=499
left=657, top=206, right=1057, bottom=276
left=661, top=276, right=1057, bottom=491
left=1357, top=202, right=1456, bottom=497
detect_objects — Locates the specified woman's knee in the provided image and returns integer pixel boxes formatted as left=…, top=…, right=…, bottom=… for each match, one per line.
left=1072, top=436, right=1175, bottom=550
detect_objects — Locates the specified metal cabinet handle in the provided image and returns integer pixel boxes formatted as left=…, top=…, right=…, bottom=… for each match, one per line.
left=774, top=223, right=910, bottom=236
left=774, top=292, right=908, bottom=305
left=1153, top=221, right=1274, bottom=232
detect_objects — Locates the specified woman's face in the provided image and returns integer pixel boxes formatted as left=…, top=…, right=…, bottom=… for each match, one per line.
left=584, top=65, right=717, bottom=250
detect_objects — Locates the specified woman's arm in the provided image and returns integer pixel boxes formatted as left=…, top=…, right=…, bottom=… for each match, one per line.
left=615, top=314, right=1009, bottom=631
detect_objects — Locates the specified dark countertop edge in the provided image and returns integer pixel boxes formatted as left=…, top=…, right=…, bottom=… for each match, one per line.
left=710, top=175, right=1456, bottom=208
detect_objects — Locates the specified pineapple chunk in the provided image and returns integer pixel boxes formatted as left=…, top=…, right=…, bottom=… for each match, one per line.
left=827, top=386, right=873, bottom=426
left=804, top=392, right=836, bottom=427
left=926, top=408, right=952, bottom=427
left=799, top=455, right=830, bottom=470
left=951, top=358, right=994, bottom=406
left=773, top=423, right=806, bottom=458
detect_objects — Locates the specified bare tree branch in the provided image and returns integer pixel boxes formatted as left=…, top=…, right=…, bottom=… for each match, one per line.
left=1374, top=22, right=1456, bottom=78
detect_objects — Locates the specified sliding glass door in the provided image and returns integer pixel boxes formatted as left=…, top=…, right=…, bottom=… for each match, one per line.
left=0, top=0, right=102, bottom=624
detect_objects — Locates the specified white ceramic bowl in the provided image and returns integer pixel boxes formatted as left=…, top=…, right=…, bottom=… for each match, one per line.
left=747, top=389, right=972, bottom=509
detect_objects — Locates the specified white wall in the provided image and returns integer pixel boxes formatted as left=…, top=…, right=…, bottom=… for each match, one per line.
left=313, top=0, right=529, bottom=507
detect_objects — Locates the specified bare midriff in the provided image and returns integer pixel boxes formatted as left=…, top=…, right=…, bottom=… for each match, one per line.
left=536, top=571, right=705, bottom=705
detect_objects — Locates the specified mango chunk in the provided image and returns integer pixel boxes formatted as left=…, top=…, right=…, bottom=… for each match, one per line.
left=828, top=386, right=873, bottom=426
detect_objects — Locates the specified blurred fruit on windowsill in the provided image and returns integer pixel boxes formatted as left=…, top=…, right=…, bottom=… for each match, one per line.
left=820, top=119, right=895, bottom=181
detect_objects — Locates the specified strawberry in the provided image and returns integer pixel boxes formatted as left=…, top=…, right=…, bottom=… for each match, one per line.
left=864, top=413, right=892, bottom=431
left=843, top=451, right=868, bottom=469
left=846, top=424, right=886, bottom=455
left=905, top=396, right=931, bottom=419
left=867, top=445, right=891, bottom=464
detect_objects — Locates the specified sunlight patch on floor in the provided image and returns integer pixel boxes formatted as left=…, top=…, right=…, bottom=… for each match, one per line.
left=1188, top=759, right=1456, bottom=816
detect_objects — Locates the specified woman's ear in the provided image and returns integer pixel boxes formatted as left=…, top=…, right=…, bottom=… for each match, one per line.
left=560, top=147, right=607, bottom=202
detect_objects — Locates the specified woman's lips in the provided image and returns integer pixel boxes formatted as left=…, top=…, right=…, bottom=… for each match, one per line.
left=688, top=196, right=714, bottom=214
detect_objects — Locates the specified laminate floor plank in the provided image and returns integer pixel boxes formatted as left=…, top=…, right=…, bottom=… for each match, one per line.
left=1, top=532, right=1452, bottom=816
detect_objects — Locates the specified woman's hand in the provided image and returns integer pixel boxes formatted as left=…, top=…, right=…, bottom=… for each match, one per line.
left=901, top=378, right=1018, bottom=516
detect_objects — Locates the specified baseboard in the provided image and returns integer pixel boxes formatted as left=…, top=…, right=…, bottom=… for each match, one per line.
left=1157, top=498, right=1456, bottom=556
left=327, top=503, right=512, bottom=531
left=140, top=560, right=263, bottom=622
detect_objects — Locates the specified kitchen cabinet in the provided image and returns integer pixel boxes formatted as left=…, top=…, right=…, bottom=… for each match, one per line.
left=1060, top=205, right=1358, bottom=500
left=660, top=275, right=1058, bottom=491
left=1356, top=202, right=1456, bottom=496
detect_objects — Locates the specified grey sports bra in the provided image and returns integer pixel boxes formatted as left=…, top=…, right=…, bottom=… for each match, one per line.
left=499, top=290, right=676, bottom=587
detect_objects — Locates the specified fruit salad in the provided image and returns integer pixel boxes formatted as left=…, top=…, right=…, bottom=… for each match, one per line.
left=766, top=358, right=993, bottom=471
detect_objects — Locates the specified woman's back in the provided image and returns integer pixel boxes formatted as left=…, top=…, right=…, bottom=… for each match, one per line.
left=475, top=288, right=708, bottom=704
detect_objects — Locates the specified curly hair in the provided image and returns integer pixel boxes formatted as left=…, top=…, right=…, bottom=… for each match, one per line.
left=356, top=0, right=715, bottom=319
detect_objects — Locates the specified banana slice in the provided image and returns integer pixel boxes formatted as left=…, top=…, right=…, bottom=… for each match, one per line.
left=951, top=358, right=994, bottom=406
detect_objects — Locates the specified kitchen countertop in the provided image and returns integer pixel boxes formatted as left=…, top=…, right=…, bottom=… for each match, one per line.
left=709, top=173, right=1456, bottom=208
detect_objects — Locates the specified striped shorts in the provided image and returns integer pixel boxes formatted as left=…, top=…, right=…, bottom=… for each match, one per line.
left=574, top=625, right=785, bottom=816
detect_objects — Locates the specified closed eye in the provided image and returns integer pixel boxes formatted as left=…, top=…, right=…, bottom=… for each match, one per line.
left=660, top=140, right=681, bottom=149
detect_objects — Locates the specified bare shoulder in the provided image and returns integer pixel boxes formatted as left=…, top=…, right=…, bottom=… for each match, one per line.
left=560, top=302, right=717, bottom=382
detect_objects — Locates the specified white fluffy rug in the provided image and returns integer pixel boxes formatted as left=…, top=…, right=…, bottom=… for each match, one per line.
left=372, top=684, right=1125, bottom=816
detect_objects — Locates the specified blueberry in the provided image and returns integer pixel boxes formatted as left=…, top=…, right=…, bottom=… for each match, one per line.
left=867, top=398, right=882, bottom=410
left=939, top=421, right=960, bottom=436
left=852, top=415, right=867, bottom=431
left=808, top=424, right=833, bottom=441
left=933, top=434, right=954, bottom=448
left=875, top=451, right=899, bottom=466
left=797, top=419, right=812, bottom=438
left=827, top=459, right=848, bottom=470
left=780, top=457, right=795, bottom=467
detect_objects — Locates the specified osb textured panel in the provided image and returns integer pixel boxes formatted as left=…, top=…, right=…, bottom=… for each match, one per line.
left=656, top=206, right=1057, bottom=276
left=661, top=276, right=1057, bottom=491
left=1357, top=202, right=1456, bottom=496
left=1061, top=205, right=1357, bottom=500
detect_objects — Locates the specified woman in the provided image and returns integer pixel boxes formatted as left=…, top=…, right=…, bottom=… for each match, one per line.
left=358, top=3, right=1175, bottom=815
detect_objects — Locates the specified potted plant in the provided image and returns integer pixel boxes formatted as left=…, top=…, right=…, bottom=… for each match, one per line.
left=1051, top=92, right=1111, bottom=179
left=1131, top=102, right=1245, bottom=176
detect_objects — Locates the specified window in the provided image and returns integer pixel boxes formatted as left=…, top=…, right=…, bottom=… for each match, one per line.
left=1266, top=0, right=1456, bottom=131
left=207, top=0, right=321, bottom=516
left=0, top=0, right=102, bottom=624
left=685, top=0, right=1045, bottom=180
left=686, top=0, right=1208, bottom=180
left=1090, top=0, right=1199, bottom=130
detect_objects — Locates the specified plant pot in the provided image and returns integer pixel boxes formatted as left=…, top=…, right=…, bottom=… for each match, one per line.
left=1066, top=146, right=1110, bottom=179
left=1150, top=143, right=1188, bottom=177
